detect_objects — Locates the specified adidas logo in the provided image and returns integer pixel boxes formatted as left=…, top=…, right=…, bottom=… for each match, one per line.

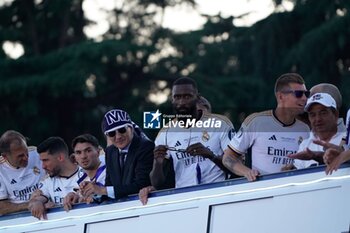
left=174, top=141, right=181, bottom=147
left=268, top=135, right=277, bottom=141
left=10, top=179, right=17, bottom=184
left=54, top=187, right=62, bottom=192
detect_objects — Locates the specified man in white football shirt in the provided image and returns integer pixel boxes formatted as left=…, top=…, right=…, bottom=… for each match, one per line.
left=150, top=77, right=235, bottom=189
left=139, top=93, right=217, bottom=205
left=0, top=130, right=45, bottom=215
left=28, top=137, right=80, bottom=220
left=223, top=73, right=310, bottom=181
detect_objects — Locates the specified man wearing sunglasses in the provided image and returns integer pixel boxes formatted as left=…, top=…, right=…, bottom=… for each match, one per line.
left=223, top=73, right=310, bottom=181
left=86, top=109, right=154, bottom=200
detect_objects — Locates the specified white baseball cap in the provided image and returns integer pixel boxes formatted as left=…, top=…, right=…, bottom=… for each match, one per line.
left=304, top=93, right=337, bottom=112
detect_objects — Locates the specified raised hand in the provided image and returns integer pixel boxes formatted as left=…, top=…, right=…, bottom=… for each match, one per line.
left=313, top=139, right=343, bottom=152
left=288, top=149, right=313, bottom=160
left=154, top=145, right=168, bottom=162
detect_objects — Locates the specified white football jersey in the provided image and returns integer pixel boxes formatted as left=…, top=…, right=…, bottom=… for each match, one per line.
left=294, top=130, right=345, bottom=169
left=0, top=149, right=45, bottom=203
left=156, top=112, right=235, bottom=188
left=229, top=110, right=310, bottom=174
left=40, top=168, right=82, bottom=205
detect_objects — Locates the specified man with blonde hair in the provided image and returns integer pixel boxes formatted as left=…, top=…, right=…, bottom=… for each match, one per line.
left=223, top=73, right=310, bottom=181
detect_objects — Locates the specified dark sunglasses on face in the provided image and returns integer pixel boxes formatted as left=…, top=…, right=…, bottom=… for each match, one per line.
left=282, top=90, right=310, bottom=98
left=106, top=127, right=127, bottom=137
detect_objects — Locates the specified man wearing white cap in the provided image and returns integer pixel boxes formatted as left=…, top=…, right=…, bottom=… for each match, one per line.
left=290, top=93, right=346, bottom=169
left=310, top=83, right=346, bottom=133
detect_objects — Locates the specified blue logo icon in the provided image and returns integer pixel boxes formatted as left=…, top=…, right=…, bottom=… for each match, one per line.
left=143, top=110, right=162, bottom=129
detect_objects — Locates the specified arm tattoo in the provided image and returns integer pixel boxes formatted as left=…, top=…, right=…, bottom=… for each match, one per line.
left=223, top=154, right=239, bottom=171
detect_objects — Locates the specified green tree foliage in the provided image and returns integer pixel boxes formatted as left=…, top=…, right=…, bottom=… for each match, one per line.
left=157, top=0, right=350, bottom=121
left=0, top=0, right=349, bottom=145
left=0, top=39, right=161, bottom=144
left=0, top=0, right=89, bottom=56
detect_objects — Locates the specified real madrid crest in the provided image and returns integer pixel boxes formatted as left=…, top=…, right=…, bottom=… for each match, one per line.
left=33, top=166, right=40, bottom=175
left=202, top=130, right=210, bottom=142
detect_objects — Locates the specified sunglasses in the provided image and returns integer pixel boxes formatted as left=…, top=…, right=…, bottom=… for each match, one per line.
left=282, top=90, right=310, bottom=98
left=165, top=128, right=193, bottom=153
left=106, top=127, right=127, bottom=137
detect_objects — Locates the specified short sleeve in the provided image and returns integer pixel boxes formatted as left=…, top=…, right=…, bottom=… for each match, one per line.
left=39, top=178, right=51, bottom=199
left=218, top=116, right=235, bottom=151
left=228, top=121, right=254, bottom=155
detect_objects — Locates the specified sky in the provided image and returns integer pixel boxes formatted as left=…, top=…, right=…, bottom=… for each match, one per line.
left=2, top=0, right=293, bottom=59
left=83, top=0, right=293, bottom=37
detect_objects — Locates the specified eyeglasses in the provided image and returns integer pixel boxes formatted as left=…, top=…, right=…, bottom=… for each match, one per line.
left=166, top=147, right=187, bottom=153
left=165, top=127, right=192, bottom=153
left=106, top=127, right=127, bottom=137
left=282, top=90, right=310, bottom=98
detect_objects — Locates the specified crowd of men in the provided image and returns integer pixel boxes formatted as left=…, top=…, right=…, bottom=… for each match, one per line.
left=0, top=74, right=349, bottom=219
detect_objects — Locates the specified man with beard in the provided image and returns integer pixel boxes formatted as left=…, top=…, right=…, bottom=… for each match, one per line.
left=223, top=73, right=310, bottom=181
left=28, top=137, right=80, bottom=220
left=139, top=90, right=228, bottom=205
left=149, top=77, right=234, bottom=190
left=63, top=134, right=106, bottom=211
